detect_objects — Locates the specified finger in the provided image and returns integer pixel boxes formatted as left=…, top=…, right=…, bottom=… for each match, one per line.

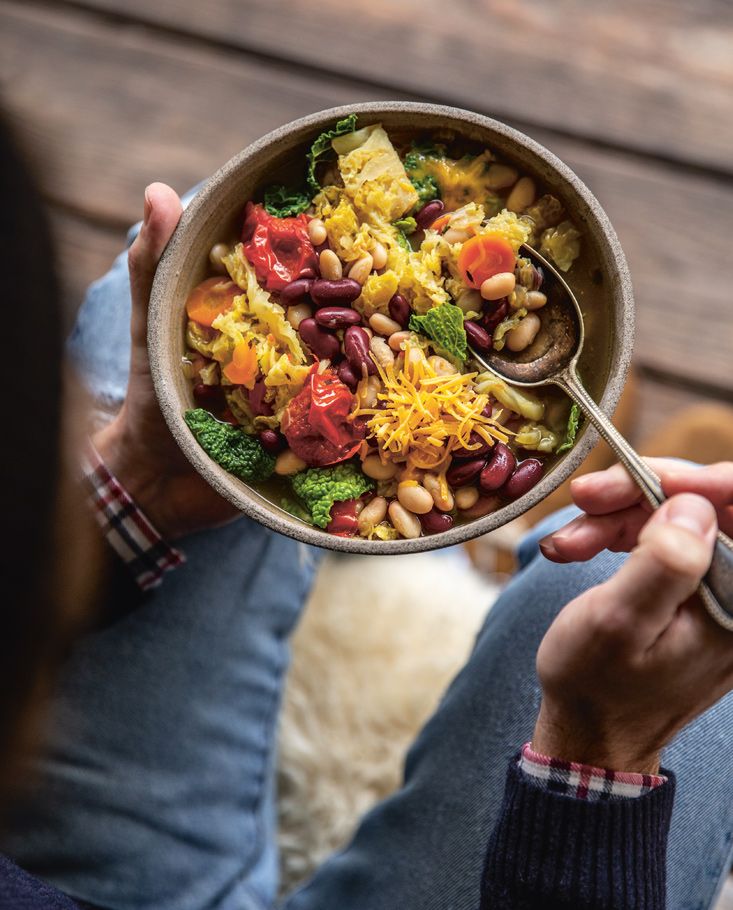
left=596, top=493, right=717, bottom=639
left=571, top=460, right=733, bottom=517
left=128, top=183, right=182, bottom=347
left=540, top=505, right=648, bottom=563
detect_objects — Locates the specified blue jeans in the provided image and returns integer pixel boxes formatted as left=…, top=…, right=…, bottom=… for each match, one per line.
left=3, top=201, right=732, bottom=910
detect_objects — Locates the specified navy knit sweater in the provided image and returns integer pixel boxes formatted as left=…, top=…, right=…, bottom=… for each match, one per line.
left=1, top=759, right=675, bottom=909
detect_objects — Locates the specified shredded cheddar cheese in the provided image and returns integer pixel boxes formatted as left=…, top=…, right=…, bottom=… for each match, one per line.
left=352, top=342, right=510, bottom=472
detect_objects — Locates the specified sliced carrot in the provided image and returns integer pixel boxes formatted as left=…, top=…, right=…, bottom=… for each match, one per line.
left=223, top=340, right=259, bottom=388
left=185, top=277, right=239, bottom=327
left=457, top=234, right=516, bottom=289
left=429, top=213, right=452, bottom=234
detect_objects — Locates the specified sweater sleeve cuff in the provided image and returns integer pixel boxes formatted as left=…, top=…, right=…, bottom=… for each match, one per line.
left=80, top=441, right=185, bottom=590
left=481, top=756, right=675, bottom=909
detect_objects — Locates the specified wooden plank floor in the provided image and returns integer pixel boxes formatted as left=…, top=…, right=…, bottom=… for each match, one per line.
left=2, top=0, right=731, bottom=441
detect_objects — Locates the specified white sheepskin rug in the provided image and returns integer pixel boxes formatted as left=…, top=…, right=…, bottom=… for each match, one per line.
left=276, top=548, right=500, bottom=892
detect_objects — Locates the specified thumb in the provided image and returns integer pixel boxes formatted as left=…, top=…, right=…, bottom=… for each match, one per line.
left=128, top=182, right=183, bottom=348
left=599, top=493, right=717, bottom=641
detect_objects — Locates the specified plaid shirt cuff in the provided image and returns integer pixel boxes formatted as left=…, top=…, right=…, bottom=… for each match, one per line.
left=518, top=742, right=667, bottom=801
left=80, top=442, right=185, bottom=591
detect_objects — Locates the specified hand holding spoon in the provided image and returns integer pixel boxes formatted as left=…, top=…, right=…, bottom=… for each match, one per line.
left=469, top=244, right=733, bottom=629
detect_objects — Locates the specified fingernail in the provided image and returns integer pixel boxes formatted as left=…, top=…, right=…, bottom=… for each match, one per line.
left=143, top=186, right=153, bottom=225
left=548, top=514, right=585, bottom=543
left=665, top=495, right=715, bottom=537
left=539, top=538, right=570, bottom=563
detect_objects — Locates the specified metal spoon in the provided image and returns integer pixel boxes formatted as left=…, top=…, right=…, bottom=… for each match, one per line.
left=469, top=244, right=733, bottom=630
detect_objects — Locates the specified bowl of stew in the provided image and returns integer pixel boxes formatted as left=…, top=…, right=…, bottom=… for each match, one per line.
left=148, top=102, right=633, bottom=553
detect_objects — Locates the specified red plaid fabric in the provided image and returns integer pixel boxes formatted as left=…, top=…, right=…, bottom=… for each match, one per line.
left=81, top=442, right=185, bottom=590
left=519, top=742, right=667, bottom=801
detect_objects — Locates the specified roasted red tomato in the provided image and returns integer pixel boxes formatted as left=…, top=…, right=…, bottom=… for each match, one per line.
left=185, top=277, right=239, bottom=327
left=281, top=368, right=364, bottom=466
left=242, top=202, right=319, bottom=292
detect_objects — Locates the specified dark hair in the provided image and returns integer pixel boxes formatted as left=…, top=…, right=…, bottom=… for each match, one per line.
left=0, top=110, right=65, bottom=783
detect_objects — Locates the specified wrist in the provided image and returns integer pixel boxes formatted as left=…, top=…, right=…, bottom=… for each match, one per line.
left=532, top=700, right=662, bottom=775
left=91, top=413, right=174, bottom=539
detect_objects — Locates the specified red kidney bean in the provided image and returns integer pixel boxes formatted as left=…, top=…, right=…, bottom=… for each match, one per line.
left=482, top=300, right=508, bottom=332
left=337, top=360, right=359, bottom=391
left=446, top=457, right=486, bottom=487
left=502, top=458, right=544, bottom=500
left=310, top=278, right=362, bottom=307
left=457, top=430, right=492, bottom=458
left=299, top=318, right=341, bottom=360
left=464, top=320, right=492, bottom=353
left=299, top=266, right=317, bottom=280
left=414, top=199, right=445, bottom=230
left=258, top=429, right=286, bottom=455
left=344, top=325, right=377, bottom=375
left=247, top=379, right=273, bottom=417
left=326, top=499, right=360, bottom=536
left=482, top=402, right=493, bottom=418
left=479, top=442, right=516, bottom=492
left=280, top=278, right=314, bottom=303
left=419, top=508, right=455, bottom=535
left=388, top=293, right=411, bottom=328
left=460, top=493, right=501, bottom=520
left=193, top=383, right=224, bottom=406
left=314, top=306, right=362, bottom=329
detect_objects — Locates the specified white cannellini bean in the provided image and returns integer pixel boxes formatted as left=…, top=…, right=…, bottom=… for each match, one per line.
left=397, top=481, right=434, bottom=515
left=358, top=496, right=388, bottom=536
left=486, top=163, right=519, bottom=190
left=506, top=312, right=541, bottom=352
left=208, top=242, right=230, bottom=273
left=348, top=253, right=374, bottom=285
left=370, top=241, right=388, bottom=270
left=455, top=486, right=480, bottom=510
left=275, top=449, right=307, bottom=476
left=388, top=501, right=422, bottom=539
left=525, top=290, right=548, bottom=310
left=361, top=455, right=397, bottom=481
left=356, top=374, right=382, bottom=409
left=427, top=355, right=457, bottom=376
left=319, top=248, right=343, bottom=280
left=388, top=330, right=411, bottom=352
left=286, top=303, right=312, bottom=329
left=506, top=176, right=536, bottom=213
left=369, top=312, right=402, bottom=336
left=442, top=228, right=470, bottom=245
left=369, top=336, right=395, bottom=370
left=480, top=271, right=516, bottom=301
left=307, top=218, right=328, bottom=246
left=423, top=473, right=454, bottom=511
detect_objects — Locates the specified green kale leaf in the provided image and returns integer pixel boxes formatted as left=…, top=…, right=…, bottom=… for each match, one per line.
left=184, top=408, right=275, bottom=483
left=291, top=462, right=373, bottom=529
left=306, top=114, right=358, bottom=195
left=263, top=184, right=311, bottom=217
left=279, top=496, right=313, bottom=524
left=409, top=303, right=467, bottom=363
left=556, top=403, right=582, bottom=455
left=393, top=216, right=417, bottom=234
left=409, top=175, right=441, bottom=208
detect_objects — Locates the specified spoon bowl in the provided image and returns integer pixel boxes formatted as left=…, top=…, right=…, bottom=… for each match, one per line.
left=479, top=245, right=583, bottom=387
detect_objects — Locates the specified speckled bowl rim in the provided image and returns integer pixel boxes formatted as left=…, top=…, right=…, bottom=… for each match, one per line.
left=149, top=101, right=634, bottom=555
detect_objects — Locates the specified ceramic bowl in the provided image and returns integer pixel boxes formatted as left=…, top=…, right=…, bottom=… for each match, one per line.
left=148, top=101, right=634, bottom=554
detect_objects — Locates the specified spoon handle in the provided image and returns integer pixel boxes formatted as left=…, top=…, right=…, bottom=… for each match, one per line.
left=558, top=370, right=733, bottom=631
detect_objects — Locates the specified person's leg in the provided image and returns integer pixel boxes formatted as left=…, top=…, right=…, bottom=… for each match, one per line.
left=281, top=509, right=733, bottom=910
left=2, top=204, right=322, bottom=910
